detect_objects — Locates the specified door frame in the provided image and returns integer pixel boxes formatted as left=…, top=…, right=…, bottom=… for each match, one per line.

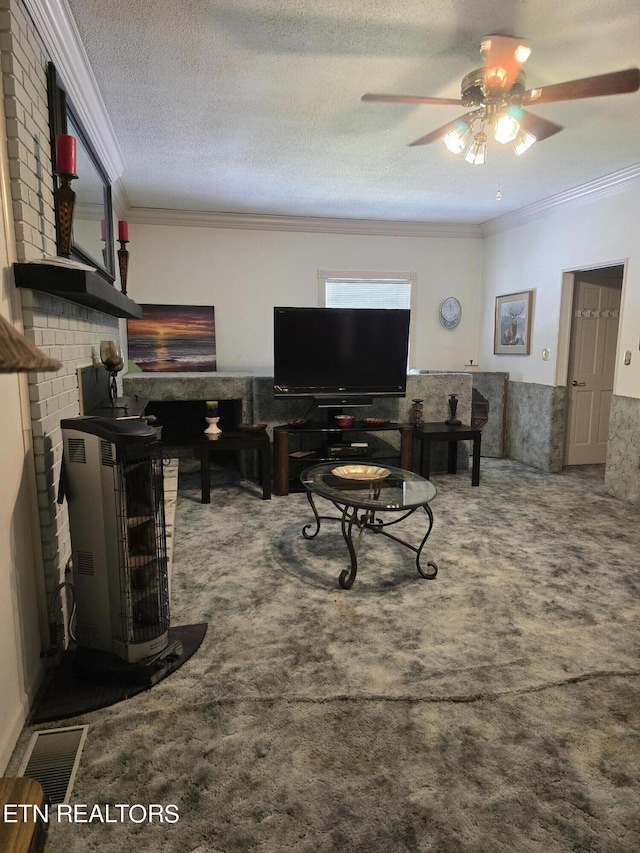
left=556, top=260, right=627, bottom=468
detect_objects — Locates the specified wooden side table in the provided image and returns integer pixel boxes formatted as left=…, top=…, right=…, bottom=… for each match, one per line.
left=415, top=422, right=482, bottom=486
left=200, top=431, right=271, bottom=503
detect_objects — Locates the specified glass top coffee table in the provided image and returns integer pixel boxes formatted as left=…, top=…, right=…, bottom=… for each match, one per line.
left=300, top=462, right=439, bottom=589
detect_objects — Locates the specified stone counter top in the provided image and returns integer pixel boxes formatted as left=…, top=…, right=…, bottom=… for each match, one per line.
left=123, top=372, right=255, bottom=400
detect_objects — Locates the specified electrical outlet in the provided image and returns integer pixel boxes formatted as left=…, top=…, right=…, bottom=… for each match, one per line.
left=624, top=350, right=632, bottom=365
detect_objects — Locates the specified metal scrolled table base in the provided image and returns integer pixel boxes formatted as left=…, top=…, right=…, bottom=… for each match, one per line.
left=303, top=492, right=438, bottom=589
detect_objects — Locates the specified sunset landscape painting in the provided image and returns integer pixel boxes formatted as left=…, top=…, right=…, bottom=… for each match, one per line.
left=127, top=304, right=216, bottom=372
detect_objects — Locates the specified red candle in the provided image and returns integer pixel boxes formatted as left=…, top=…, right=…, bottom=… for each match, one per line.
left=118, top=220, right=129, bottom=241
left=56, top=134, right=76, bottom=175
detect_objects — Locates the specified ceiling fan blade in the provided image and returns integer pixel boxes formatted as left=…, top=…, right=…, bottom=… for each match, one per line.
left=408, top=111, right=480, bottom=146
left=519, top=110, right=563, bottom=142
left=481, top=34, right=531, bottom=93
left=361, top=93, right=463, bottom=106
left=522, top=67, right=640, bottom=105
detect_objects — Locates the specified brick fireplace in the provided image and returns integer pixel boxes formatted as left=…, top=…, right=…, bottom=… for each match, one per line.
left=2, top=0, right=124, bottom=646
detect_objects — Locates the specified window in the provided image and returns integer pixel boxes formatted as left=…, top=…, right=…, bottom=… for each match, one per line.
left=319, top=269, right=415, bottom=310
left=318, top=269, right=417, bottom=366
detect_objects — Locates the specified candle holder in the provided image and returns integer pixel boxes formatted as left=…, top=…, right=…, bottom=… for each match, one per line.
left=445, top=394, right=461, bottom=426
left=117, top=240, right=129, bottom=296
left=204, top=416, right=221, bottom=437
left=54, top=172, right=77, bottom=258
left=411, top=398, right=424, bottom=426
left=100, top=340, right=124, bottom=407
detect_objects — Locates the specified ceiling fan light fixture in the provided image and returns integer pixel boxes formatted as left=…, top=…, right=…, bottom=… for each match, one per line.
left=486, top=65, right=507, bottom=88
left=494, top=112, right=521, bottom=144
left=464, top=132, right=487, bottom=165
left=443, top=122, right=472, bottom=154
left=512, top=129, right=537, bottom=156
left=363, top=35, right=636, bottom=167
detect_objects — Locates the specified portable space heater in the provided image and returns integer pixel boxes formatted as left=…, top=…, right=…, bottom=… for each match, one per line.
left=61, top=417, right=171, bottom=668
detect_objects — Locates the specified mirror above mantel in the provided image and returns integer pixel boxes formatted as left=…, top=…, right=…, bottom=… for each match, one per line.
left=47, top=62, right=116, bottom=283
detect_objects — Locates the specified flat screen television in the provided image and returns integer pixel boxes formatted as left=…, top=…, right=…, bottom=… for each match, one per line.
left=273, top=307, right=410, bottom=406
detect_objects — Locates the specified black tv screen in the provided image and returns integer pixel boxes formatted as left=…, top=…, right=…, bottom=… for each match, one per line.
left=273, top=307, right=410, bottom=404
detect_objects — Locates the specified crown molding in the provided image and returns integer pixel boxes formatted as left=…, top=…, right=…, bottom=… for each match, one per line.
left=481, top=163, right=640, bottom=237
left=110, top=178, right=131, bottom=221
left=126, top=208, right=483, bottom=238
left=24, top=0, right=635, bottom=238
left=23, top=0, right=125, bottom=181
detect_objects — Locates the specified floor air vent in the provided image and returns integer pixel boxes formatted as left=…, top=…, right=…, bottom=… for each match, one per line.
left=18, top=725, right=89, bottom=804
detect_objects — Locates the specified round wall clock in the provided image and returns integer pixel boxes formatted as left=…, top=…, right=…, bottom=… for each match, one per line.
left=439, top=297, right=462, bottom=330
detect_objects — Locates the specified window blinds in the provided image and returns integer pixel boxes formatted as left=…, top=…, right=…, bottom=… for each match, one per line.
left=324, top=279, right=412, bottom=309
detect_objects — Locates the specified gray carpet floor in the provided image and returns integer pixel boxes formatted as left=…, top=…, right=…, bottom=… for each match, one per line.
left=8, top=456, right=640, bottom=852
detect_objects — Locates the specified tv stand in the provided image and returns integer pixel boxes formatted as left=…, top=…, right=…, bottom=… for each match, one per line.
left=313, top=395, right=373, bottom=408
left=273, top=420, right=414, bottom=496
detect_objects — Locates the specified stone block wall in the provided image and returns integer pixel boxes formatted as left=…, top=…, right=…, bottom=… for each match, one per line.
left=471, top=371, right=508, bottom=457
left=506, top=381, right=566, bottom=474
left=606, top=395, right=640, bottom=504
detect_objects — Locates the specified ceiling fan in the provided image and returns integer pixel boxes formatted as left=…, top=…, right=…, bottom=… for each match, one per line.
left=362, top=36, right=640, bottom=164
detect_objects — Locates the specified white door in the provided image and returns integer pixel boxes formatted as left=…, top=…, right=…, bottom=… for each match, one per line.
left=565, top=279, right=620, bottom=465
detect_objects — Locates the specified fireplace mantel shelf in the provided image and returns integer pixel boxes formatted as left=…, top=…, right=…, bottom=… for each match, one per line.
left=13, top=263, right=143, bottom=319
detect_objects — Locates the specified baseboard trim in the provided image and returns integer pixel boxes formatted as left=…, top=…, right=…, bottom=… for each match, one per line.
left=0, top=690, right=32, bottom=774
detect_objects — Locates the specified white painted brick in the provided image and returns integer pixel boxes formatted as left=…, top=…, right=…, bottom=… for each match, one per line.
left=2, top=5, right=131, bottom=621
left=1, top=51, right=15, bottom=74
left=10, top=175, right=29, bottom=202
left=30, top=400, right=44, bottom=420
left=29, top=323, right=43, bottom=347
left=38, top=379, right=53, bottom=399
left=51, top=376, right=65, bottom=397
left=41, top=539, right=59, bottom=561
left=36, top=477, right=52, bottom=503
left=33, top=453, right=49, bottom=476
left=39, top=510, right=54, bottom=534
left=5, top=110, right=19, bottom=136
left=39, top=522, right=59, bottom=544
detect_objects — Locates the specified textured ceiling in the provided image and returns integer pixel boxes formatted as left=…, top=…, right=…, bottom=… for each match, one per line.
left=66, top=0, right=640, bottom=224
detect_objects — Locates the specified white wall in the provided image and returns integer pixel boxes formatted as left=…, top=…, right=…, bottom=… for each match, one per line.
left=480, top=184, right=640, bottom=398
left=128, top=224, right=482, bottom=374
left=0, top=370, right=42, bottom=773
left=0, top=132, right=43, bottom=773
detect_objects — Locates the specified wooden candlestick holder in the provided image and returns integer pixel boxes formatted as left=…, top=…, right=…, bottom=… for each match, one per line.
left=117, top=240, right=129, bottom=295
left=54, top=172, right=77, bottom=258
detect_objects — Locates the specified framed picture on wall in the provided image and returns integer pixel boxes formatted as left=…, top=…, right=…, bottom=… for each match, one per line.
left=494, top=290, right=533, bottom=355
left=127, top=305, right=216, bottom=372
